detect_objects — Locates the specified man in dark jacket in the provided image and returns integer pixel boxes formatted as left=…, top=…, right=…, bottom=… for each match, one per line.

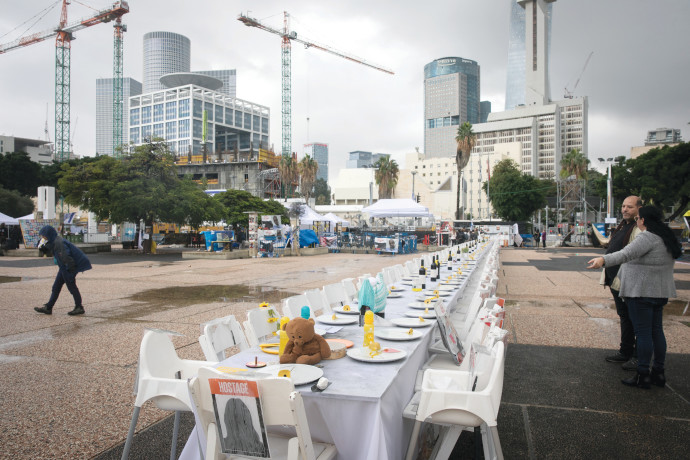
left=34, top=225, right=92, bottom=315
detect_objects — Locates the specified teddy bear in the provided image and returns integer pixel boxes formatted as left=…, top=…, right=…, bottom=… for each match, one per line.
left=279, top=317, right=331, bottom=365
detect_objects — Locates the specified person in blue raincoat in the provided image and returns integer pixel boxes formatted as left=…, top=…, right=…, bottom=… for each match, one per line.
left=34, top=225, right=92, bottom=316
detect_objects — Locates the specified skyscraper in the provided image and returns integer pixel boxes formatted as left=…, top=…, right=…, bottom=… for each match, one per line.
left=424, top=57, right=480, bottom=159
left=304, top=143, right=329, bottom=183
left=505, top=0, right=553, bottom=110
left=143, top=31, right=191, bottom=94
left=95, top=77, right=141, bottom=156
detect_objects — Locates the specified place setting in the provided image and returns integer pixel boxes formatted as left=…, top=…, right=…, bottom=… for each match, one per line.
left=316, top=313, right=359, bottom=325
left=375, top=327, right=423, bottom=341
left=390, top=316, right=434, bottom=328
left=346, top=345, right=408, bottom=363
left=333, top=305, right=360, bottom=315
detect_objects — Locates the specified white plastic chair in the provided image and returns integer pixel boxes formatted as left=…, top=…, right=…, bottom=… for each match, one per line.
left=199, top=315, right=249, bottom=362
left=304, top=288, right=331, bottom=315
left=340, top=278, right=358, bottom=303
left=322, top=282, right=351, bottom=310
left=243, top=306, right=282, bottom=348
left=405, top=341, right=506, bottom=460
left=121, top=329, right=213, bottom=460
left=282, top=293, right=311, bottom=319
left=188, top=366, right=338, bottom=460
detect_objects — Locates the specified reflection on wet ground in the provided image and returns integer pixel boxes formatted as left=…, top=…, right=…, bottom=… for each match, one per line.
left=104, top=285, right=295, bottom=320
left=0, top=276, right=21, bottom=283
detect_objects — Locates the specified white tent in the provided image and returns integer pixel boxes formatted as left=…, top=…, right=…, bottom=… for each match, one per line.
left=322, top=212, right=350, bottom=226
left=362, top=199, right=431, bottom=217
left=0, top=212, right=19, bottom=225
left=298, top=205, right=326, bottom=225
left=18, top=214, right=34, bottom=220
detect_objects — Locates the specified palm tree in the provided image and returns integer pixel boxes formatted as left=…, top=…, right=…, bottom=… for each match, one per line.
left=373, top=156, right=399, bottom=199
left=298, top=154, right=319, bottom=204
left=455, top=122, right=476, bottom=219
left=278, top=154, right=298, bottom=200
left=559, top=148, right=590, bottom=225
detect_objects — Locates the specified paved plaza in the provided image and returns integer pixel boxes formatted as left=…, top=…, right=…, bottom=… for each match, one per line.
left=0, top=246, right=689, bottom=459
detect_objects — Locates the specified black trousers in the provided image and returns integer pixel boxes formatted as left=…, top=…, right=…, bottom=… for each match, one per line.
left=46, top=270, right=82, bottom=309
left=610, top=288, right=636, bottom=358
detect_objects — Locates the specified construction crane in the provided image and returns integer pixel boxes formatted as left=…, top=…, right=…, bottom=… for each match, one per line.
left=238, top=11, right=393, bottom=158
left=0, top=0, right=130, bottom=161
left=564, top=51, right=593, bottom=99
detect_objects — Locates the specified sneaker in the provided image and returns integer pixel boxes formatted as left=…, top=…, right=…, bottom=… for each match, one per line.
left=67, top=306, right=85, bottom=316
left=605, top=352, right=629, bottom=363
left=34, top=305, right=52, bottom=315
left=622, top=358, right=638, bottom=371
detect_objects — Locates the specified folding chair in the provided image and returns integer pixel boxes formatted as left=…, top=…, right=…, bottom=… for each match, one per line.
left=282, top=294, right=312, bottom=319
left=304, top=288, right=331, bottom=315
left=243, top=306, right=282, bottom=348
left=199, top=315, right=249, bottom=362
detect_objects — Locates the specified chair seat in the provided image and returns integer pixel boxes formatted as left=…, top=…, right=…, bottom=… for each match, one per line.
left=225, top=434, right=337, bottom=459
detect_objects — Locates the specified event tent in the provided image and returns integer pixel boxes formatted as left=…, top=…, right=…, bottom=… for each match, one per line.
left=298, top=205, right=326, bottom=225
left=361, top=199, right=431, bottom=217
left=0, top=212, right=19, bottom=225
left=322, top=212, right=350, bottom=226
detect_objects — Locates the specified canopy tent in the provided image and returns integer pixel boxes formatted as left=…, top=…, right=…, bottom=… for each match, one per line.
left=322, top=212, right=350, bottom=226
left=0, top=212, right=19, bottom=225
left=19, top=214, right=34, bottom=220
left=297, top=205, right=326, bottom=225
left=362, top=199, right=431, bottom=218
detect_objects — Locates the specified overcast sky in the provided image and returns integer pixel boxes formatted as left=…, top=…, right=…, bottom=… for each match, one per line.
left=1, top=0, right=688, bottom=179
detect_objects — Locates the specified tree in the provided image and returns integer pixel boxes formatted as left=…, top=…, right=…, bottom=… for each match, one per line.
left=298, top=155, right=319, bottom=203
left=482, top=159, right=548, bottom=222
left=58, top=141, right=223, bottom=250
left=214, top=189, right=288, bottom=230
left=373, top=156, right=399, bottom=199
left=628, top=143, right=690, bottom=221
left=455, top=122, right=476, bottom=219
left=0, top=152, right=44, bottom=197
left=278, top=155, right=298, bottom=199
left=313, top=178, right=331, bottom=205
left=0, top=185, right=34, bottom=217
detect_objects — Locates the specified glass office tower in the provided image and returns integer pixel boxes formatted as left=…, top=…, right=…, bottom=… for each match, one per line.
left=143, top=32, right=191, bottom=94
left=95, top=77, right=142, bottom=156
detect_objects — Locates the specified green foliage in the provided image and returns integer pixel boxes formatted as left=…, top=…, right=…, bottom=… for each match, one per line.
left=373, top=156, right=399, bottom=199
left=482, top=159, right=548, bottom=221
left=298, top=155, right=319, bottom=202
left=559, top=148, right=589, bottom=180
left=214, top=189, right=288, bottom=228
left=0, top=185, right=34, bottom=217
left=628, top=143, right=690, bottom=220
left=58, top=142, right=224, bottom=227
left=0, top=152, right=44, bottom=196
left=455, top=122, right=476, bottom=218
left=313, top=178, right=331, bottom=205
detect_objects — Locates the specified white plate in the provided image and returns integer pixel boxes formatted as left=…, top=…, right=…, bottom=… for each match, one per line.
left=346, top=347, right=408, bottom=363
left=375, top=328, right=423, bottom=341
left=389, top=286, right=406, bottom=292
left=401, top=281, right=414, bottom=286
left=423, top=290, right=452, bottom=297
left=333, top=306, right=359, bottom=315
left=257, top=364, right=324, bottom=386
left=408, top=301, right=435, bottom=309
left=406, top=310, right=436, bottom=319
left=391, top=317, right=433, bottom=328
left=316, top=314, right=358, bottom=325
left=387, top=292, right=403, bottom=299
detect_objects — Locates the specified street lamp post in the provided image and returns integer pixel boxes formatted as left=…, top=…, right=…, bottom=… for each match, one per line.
left=411, top=170, right=417, bottom=200
left=598, top=157, right=614, bottom=231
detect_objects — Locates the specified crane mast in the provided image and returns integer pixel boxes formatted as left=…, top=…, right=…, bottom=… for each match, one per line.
left=0, top=1, right=130, bottom=161
left=238, top=11, right=393, bottom=158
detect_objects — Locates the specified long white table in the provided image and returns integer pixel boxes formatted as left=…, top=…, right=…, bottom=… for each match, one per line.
left=180, top=247, right=489, bottom=460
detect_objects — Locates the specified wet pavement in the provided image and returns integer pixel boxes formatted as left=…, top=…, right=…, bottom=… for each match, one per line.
left=1, top=246, right=689, bottom=459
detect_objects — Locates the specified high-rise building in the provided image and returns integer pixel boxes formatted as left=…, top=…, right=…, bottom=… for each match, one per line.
left=96, top=77, right=141, bottom=156
left=505, top=0, right=553, bottom=110
left=304, top=143, right=329, bottom=183
left=142, top=31, right=191, bottom=94
left=423, top=57, right=482, bottom=159
left=195, top=69, right=237, bottom=98
left=346, top=151, right=389, bottom=169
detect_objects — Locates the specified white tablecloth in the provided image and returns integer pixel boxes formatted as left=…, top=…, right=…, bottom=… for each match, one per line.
left=179, top=248, right=488, bottom=460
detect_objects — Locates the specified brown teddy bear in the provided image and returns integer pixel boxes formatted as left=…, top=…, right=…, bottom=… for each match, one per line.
left=279, top=317, right=331, bottom=365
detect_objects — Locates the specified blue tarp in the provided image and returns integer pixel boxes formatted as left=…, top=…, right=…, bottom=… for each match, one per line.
left=299, top=229, right=319, bottom=248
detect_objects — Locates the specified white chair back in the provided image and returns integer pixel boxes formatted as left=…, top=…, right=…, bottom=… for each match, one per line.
left=243, top=306, right=282, bottom=348
left=189, top=366, right=337, bottom=460
left=283, top=294, right=311, bottom=319
left=199, top=315, right=249, bottom=362
left=323, top=282, right=351, bottom=310
left=340, top=278, right=358, bottom=302
left=305, top=288, right=331, bottom=315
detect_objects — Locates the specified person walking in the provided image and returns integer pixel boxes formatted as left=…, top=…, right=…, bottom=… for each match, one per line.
left=541, top=230, right=546, bottom=248
left=601, top=196, right=642, bottom=371
left=34, top=225, right=92, bottom=316
left=587, top=206, right=681, bottom=389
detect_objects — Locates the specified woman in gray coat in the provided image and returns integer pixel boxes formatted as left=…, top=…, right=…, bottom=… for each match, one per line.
left=588, top=206, right=682, bottom=389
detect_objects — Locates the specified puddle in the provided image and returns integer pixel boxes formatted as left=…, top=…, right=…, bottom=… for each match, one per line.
left=107, top=285, right=295, bottom=320
left=0, top=276, right=21, bottom=284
